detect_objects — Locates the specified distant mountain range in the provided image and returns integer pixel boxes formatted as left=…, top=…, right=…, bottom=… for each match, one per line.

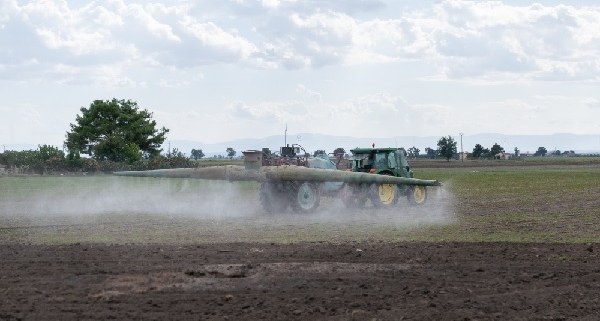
left=165, top=133, right=600, bottom=157
left=5, top=133, right=599, bottom=156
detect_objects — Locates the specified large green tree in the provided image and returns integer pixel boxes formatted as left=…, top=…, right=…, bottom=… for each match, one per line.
left=65, top=99, right=169, bottom=162
left=437, top=135, right=457, bottom=161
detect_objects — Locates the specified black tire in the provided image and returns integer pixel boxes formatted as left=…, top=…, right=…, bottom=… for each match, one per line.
left=407, top=185, right=427, bottom=206
left=259, top=182, right=289, bottom=214
left=290, top=182, right=320, bottom=214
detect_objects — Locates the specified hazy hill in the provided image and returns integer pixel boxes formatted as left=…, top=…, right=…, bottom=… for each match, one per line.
left=168, top=133, right=600, bottom=157
left=5, top=133, right=598, bottom=156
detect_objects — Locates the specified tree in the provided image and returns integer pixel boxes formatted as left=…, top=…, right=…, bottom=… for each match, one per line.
left=437, top=135, right=457, bottom=161
left=313, top=150, right=326, bottom=157
left=169, top=148, right=184, bottom=158
left=190, top=149, right=205, bottom=160
left=514, top=147, right=520, bottom=157
left=472, top=144, right=484, bottom=159
left=490, top=143, right=505, bottom=157
left=534, top=147, right=547, bottom=157
left=37, top=145, right=65, bottom=174
left=424, top=147, right=436, bottom=159
left=407, top=146, right=420, bottom=159
left=333, top=148, right=345, bottom=157
left=226, top=147, right=236, bottom=159
left=38, top=144, right=65, bottom=161
left=65, top=99, right=169, bottom=163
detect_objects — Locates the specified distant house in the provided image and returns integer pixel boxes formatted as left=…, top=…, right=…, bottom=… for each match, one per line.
left=0, top=165, right=5, bottom=174
left=495, top=152, right=513, bottom=160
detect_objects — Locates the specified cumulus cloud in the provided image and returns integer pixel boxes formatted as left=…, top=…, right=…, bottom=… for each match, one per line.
left=1, top=0, right=599, bottom=85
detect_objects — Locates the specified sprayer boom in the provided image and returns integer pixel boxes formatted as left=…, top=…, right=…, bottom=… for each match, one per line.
left=113, top=165, right=441, bottom=186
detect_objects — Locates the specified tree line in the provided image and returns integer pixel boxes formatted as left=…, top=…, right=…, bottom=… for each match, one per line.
left=0, top=99, right=584, bottom=174
left=405, top=136, right=572, bottom=161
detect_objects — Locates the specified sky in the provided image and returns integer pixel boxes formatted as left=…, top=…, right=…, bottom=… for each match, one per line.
left=1, top=0, right=599, bottom=151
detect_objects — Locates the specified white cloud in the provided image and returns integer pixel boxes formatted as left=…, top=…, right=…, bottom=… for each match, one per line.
left=159, top=78, right=190, bottom=88
left=584, top=97, right=600, bottom=108
left=296, top=84, right=322, bottom=102
left=2, top=1, right=600, bottom=147
left=3, top=0, right=599, bottom=81
left=261, top=0, right=280, bottom=9
left=125, top=4, right=181, bottom=42
left=179, top=18, right=259, bottom=61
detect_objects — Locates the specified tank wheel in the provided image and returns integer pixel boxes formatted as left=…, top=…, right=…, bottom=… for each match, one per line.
left=259, top=182, right=289, bottom=214
left=340, top=184, right=366, bottom=209
left=291, top=182, right=320, bottom=213
left=370, top=183, right=398, bottom=208
left=407, top=185, right=427, bottom=206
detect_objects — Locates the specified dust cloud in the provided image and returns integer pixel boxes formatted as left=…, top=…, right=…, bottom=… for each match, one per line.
left=1, top=176, right=457, bottom=239
left=1, top=177, right=261, bottom=220
left=304, top=182, right=457, bottom=228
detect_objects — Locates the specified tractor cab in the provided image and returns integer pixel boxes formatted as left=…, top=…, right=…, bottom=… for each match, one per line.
left=350, top=147, right=414, bottom=178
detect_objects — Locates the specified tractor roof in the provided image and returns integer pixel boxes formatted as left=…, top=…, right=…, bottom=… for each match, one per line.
left=350, top=147, right=404, bottom=154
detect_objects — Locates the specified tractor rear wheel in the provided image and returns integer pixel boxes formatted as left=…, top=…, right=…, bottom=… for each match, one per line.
left=407, top=185, right=427, bottom=206
left=291, top=182, right=320, bottom=213
left=259, top=182, right=290, bottom=214
left=370, top=183, right=398, bottom=208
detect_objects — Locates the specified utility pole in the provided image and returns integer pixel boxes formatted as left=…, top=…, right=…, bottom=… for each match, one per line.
left=459, top=133, right=464, bottom=163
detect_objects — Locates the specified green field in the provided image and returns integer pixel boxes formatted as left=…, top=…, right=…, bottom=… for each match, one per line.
left=1, top=162, right=599, bottom=244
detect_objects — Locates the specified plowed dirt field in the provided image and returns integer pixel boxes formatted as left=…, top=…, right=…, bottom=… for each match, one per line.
left=1, top=242, right=599, bottom=320
left=1, top=160, right=599, bottom=320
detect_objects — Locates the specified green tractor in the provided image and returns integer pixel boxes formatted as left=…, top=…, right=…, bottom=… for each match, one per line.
left=341, top=147, right=429, bottom=208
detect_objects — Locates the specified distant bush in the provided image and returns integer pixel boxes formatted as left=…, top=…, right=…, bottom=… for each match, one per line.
left=1, top=147, right=197, bottom=175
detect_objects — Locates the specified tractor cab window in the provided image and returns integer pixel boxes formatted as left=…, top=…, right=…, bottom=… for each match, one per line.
left=396, top=149, right=410, bottom=167
left=373, top=153, right=387, bottom=169
left=351, top=154, right=375, bottom=171
left=387, top=152, right=397, bottom=169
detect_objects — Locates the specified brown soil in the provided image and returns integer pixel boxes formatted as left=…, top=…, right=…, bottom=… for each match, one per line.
left=2, top=160, right=600, bottom=320
left=1, top=241, right=599, bottom=320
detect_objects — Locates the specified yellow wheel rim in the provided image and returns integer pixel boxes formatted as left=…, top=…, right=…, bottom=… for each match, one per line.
left=378, top=184, right=396, bottom=205
left=412, top=186, right=426, bottom=204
